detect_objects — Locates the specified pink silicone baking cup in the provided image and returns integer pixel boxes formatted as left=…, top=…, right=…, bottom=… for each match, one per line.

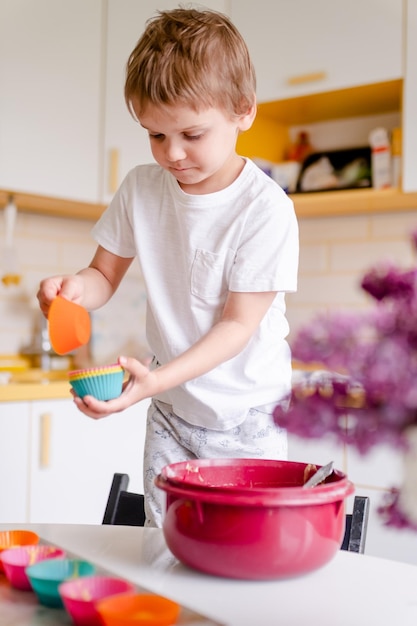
left=59, top=575, right=135, bottom=626
left=0, top=544, right=65, bottom=590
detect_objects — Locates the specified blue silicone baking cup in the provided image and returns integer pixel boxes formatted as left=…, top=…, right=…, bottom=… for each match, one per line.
left=69, top=366, right=124, bottom=401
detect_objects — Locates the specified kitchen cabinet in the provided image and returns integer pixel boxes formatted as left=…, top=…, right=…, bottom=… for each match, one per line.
left=232, top=0, right=417, bottom=194
left=0, top=0, right=227, bottom=205
left=0, top=398, right=148, bottom=524
left=403, top=0, right=417, bottom=193
left=230, top=0, right=403, bottom=103
left=29, top=398, right=148, bottom=524
left=1, top=1, right=415, bottom=208
left=0, top=1, right=103, bottom=203
left=101, top=0, right=227, bottom=203
left=102, top=0, right=164, bottom=205
left=0, top=402, right=30, bottom=522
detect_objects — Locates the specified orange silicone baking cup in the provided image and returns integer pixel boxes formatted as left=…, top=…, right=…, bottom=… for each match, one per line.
left=48, top=296, right=91, bottom=355
left=96, top=593, right=180, bottom=626
left=0, top=530, right=39, bottom=573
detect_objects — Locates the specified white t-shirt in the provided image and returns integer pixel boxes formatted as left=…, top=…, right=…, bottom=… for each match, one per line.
left=92, top=158, right=299, bottom=429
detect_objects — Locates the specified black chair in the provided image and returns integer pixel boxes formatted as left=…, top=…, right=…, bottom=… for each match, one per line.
left=341, top=494, right=370, bottom=554
left=102, top=473, right=370, bottom=554
left=102, top=473, right=146, bottom=527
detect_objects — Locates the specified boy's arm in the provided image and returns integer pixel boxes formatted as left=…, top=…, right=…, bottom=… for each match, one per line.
left=78, top=246, right=134, bottom=309
left=73, top=290, right=278, bottom=418
left=38, top=246, right=133, bottom=315
left=150, top=290, right=277, bottom=390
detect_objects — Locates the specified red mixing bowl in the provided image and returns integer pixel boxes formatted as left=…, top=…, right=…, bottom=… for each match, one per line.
left=155, top=458, right=354, bottom=581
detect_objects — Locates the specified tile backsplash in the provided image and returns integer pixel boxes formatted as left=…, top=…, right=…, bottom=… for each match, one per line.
left=286, top=207, right=417, bottom=342
left=2, top=205, right=417, bottom=361
left=0, top=211, right=148, bottom=363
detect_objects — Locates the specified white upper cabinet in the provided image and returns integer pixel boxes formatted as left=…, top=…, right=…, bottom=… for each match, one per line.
left=1, top=1, right=411, bottom=200
left=403, top=0, right=417, bottom=192
left=102, top=0, right=158, bottom=204
left=0, top=1, right=103, bottom=202
left=101, top=0, right=227, bottom=204
left=230, top=0, right=403, bottom=103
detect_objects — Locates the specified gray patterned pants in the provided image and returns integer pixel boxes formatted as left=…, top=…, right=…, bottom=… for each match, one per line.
left=143, top=398, right=288, bottom=527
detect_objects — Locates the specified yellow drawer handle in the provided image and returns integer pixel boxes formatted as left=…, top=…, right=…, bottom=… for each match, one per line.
left=287, top=71, right=327, bottom=86
left=109, top=148, right=119, bottom=194
left=40, top=412, right=51, bottom=468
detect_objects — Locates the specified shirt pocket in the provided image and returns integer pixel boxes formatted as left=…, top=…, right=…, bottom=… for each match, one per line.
left=191, top=248, right=234, bottom=299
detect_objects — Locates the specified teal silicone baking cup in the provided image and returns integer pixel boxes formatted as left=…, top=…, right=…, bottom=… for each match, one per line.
left=68, top=364, right=124, bottom=401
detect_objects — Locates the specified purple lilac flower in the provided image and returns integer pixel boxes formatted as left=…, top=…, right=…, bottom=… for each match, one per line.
left=378, top=491, right=417, bottom=531
left=361, top=266, right=416, bottom=302
left=275, top=233, right=417, bottom=529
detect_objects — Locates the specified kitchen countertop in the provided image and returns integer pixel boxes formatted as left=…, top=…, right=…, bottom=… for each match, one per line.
left=1, top=523, right=417, bottom=626
left=0, top=370, right=71, bottom=402
left=0, top=362, right=323, bottom=403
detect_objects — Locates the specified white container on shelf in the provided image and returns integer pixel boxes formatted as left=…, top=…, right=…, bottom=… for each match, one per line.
left=369, top=127, right=392, bottom=189
left=391, top=127, right=402, bottom=188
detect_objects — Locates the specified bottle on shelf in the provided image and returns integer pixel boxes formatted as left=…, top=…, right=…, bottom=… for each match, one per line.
left=286, top=131, right=314, bottom=164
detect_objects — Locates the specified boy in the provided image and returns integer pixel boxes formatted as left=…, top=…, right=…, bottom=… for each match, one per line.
left=37, top=7, right=299, bottom=527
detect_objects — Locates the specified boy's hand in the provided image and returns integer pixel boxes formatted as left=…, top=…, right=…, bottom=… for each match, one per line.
left=72, top=356, right=157, bottom=419
left=37, top=275, right=85, bottom=317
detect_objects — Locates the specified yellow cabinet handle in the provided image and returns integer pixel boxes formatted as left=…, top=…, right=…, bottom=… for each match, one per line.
left=287, top=71, right=327, bottom=86
left=109, top=148, right=119, bottom=194
left=39, top=412, right=51, bottom=468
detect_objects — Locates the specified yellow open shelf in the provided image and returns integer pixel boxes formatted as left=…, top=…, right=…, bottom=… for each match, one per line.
left=1, top=79, right=413, bottom=221
left=238, top=79, right=402, bottom=163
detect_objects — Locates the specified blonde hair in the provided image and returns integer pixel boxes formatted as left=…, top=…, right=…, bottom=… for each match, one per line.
left=125, top=7, right=256, bottom=118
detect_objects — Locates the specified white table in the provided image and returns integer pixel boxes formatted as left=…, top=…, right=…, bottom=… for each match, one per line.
left=2, top=523, right=417, bottom=626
